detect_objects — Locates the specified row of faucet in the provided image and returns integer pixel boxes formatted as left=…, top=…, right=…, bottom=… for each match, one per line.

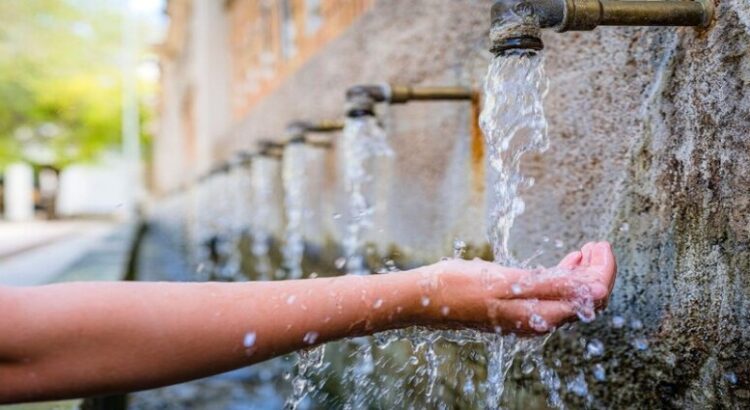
left=195, top=83, right=478, bottom=183
left=187, top=0, right=715, bottom=185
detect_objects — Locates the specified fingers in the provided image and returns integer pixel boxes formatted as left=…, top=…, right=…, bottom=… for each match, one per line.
left=581, top=242, right=596, bottom=265
left=558, top=251, right=582, bottom=270
left=589, top=241, right=610, bottom=267
left=503, top=241, right=616, bottom=307
left=487, top=299, right=576, bottom=335
left=509, top=274, right=593, bottom=302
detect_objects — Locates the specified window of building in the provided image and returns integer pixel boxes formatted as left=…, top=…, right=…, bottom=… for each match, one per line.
left=305, top=0, right=323, bottom=35
left=279, top=0, right=296, bottom=59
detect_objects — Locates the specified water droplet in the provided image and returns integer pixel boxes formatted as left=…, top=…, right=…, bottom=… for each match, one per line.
left=554, top=239, right=564, bottom=249
left=725, top=371, right=738, bottom=385
left=611, top=315, right=625, bottom=328
left=575, top=301, right=597, bottom=323
left=421, top=296, right=431, bottom=307
left=593, top=363, right=606, bottom=382
left=453, top=239, right=467, bottom=258
left=511, top=283, right=522, bottom=295
left=373, top=298, right=384, bottom=309
left=303, top=331, right=319, bottom=345
left=566, top=371, right=589, bottom=397
left=286, top=295, right=297, bottom=305
left=632, top=337, right=649, bottom=351
left=440, top=306, right=450, bottom=316
left=529, top=313, right=549, bottom=332
left=243, top=332, right=257, bottom=348
left=586, top=339, right=605, bottom=357
left=335, top=257, right=346, bottom=269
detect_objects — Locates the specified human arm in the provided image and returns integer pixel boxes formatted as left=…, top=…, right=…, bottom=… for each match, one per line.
left=0, top=241, right=615, bottom=403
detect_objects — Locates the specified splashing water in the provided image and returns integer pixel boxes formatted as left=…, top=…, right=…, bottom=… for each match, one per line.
left=286, top=346, right=326, bottom=410
left=341, top=116, right=393, bottom=275
left=337, top=116, right=393, bottom=407
left=281, top=143, right=325, bottom=409
left=479, top=50, right=550, bottom=407
left=282, top=143, right=307, bottom=280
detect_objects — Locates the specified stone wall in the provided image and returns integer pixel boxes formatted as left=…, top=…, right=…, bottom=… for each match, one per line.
left=205, top=0, right=749, bottom=407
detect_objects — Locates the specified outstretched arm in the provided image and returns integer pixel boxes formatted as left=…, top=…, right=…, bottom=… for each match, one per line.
left=0, top=242, right=615, bottom=404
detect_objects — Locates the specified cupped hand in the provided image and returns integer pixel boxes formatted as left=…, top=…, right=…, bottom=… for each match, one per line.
left=426, top=242, right=616, bottom=334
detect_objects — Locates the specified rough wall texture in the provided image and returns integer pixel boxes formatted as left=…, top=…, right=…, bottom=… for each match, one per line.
left=212, top=0, right=749, bottom=407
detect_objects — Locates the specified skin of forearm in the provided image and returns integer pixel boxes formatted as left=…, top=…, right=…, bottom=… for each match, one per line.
left=0, top=267, right=456, bottom=403
left=0, top=248, right=609, bottom=404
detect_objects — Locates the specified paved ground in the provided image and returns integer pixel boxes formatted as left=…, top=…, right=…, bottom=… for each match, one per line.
left=0, top=220, right=120, bottom=286
left=0, top=219, right=138, bottom=410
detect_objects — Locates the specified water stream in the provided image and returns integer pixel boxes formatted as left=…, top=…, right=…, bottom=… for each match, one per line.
left=282, top=143, right=307, bottom=281
left=282, top=142, right=330, bottom=409
left=341, top=116, right=393, bottom=276
left=340, top=115, right=392, bottom=408
left=250, top=157, right=277, bottom=281
left=479, top=50, right=552, bottom=408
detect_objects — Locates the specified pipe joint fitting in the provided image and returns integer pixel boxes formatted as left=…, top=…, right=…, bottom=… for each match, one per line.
left=258, top=140, right=285, bottom=159
left=345, top=84, right=389, bottom=117
left=490, top=0, right=714, bottom=55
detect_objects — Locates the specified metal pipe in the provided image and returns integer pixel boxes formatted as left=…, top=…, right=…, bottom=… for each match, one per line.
left=285, top=120, right=344, bottom=148
left=490, top=0, right=714, bottom=55
left=258, top=140, right=285, bottom=159
left=346, top=84, right=476, bottom=117
left=388, top=85, right=476, bottom=103
left=230, top=150, right=255, bottom=168
left=561, top=0, right=712, bottom=31
left=286, top=120, right=344, bottom=137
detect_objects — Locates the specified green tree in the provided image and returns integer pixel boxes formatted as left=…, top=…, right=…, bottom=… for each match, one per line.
left=0, top=0, right=153, bottom=168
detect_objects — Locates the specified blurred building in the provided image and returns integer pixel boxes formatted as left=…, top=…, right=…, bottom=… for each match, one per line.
left=153, top=1, right=750, bottom=407
left=154, top=0, right=373, bottom=194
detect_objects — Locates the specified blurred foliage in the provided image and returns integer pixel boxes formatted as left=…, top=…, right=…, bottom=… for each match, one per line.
left=0, top=0, right=155, bottom=168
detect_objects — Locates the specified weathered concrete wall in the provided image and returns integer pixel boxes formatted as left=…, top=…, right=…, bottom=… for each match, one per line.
left=210, top=0, right=749, bottom=407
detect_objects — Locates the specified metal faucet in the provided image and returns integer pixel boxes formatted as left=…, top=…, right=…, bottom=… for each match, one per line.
left=285, top=120, right=344, bottom=148
left=490, top=0, right=715, bottom=55
left=345, top=84, right=477, bottom=118
left=258, top=140, right=286, bottom=159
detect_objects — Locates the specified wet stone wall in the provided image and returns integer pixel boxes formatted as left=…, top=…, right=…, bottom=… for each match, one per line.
left=209, top=0, right=750, bottom=407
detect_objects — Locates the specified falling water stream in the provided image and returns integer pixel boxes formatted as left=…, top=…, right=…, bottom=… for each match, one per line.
left=282, top=142, right=329, bottom=410
left=341, top=116, right=393, bottom=276
left=282, top=143, right=307, bottom=281
left=479, top=50, right=553, bottom=408
left=250, top=157, right=277, bottom=281
left=340, top=116, right=393, bottom=408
